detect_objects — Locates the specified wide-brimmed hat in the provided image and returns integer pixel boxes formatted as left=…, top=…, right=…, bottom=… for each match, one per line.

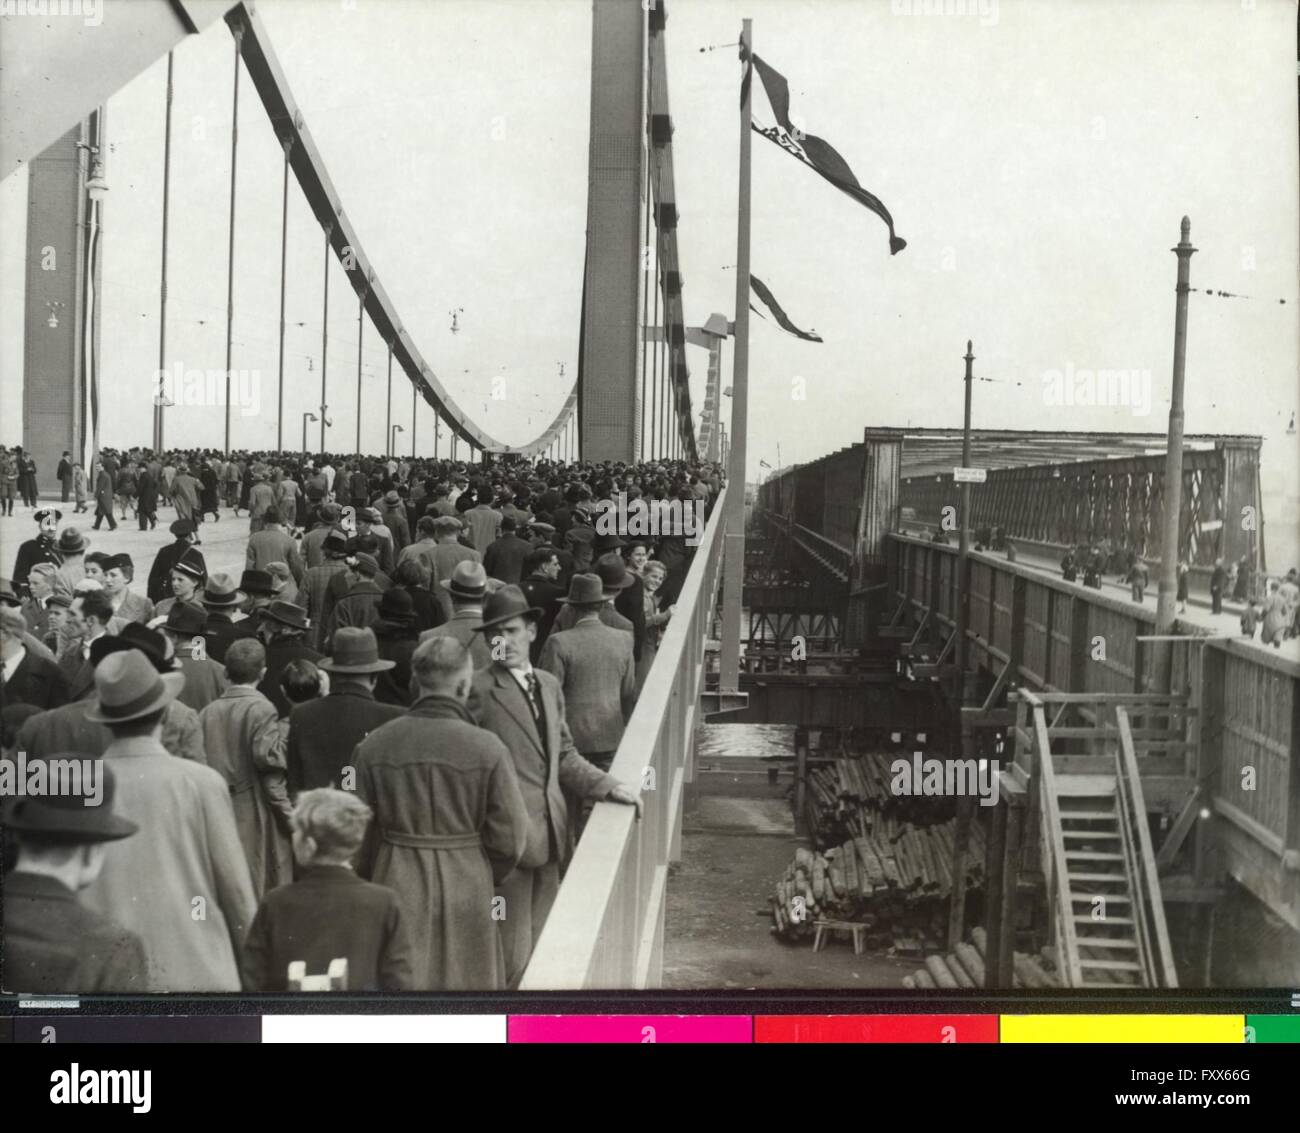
left=556, top=572, right=606, bottom=606
left=318, top=627, right=394, bottom=674
left=0, top=759, right=137, bottom=844
left=358, top=507, right=382, bottom=524
left=118, top=623, right=180, bottom=673
left=56, top=528, right=87, bottom=554
left=565, top=525, right=595, bottom=545
left=169, top=518, right=196, bottom=537
left=85, top=649, right=184, bottom=723
left=383, top=490, right=401, bottom=506
left=319, top=501, right=342, bottom=521
left=473, top=585, right=542, bottom=632
left=240, top=569, right=276, bottom=597
left=594, top=552, right=635, bottom=594
left=433, top=515, right=463, bottom=535
left=171, top=549, right=206, bottom=581
left=322, top=531, right=348, bottom=554
left=163, top=603, right=207, bottom=636
left=47, top=593, right=73, bottom=611
left=378, top=588, right=415, bottom=622
left=202, top=572, right=245, bottom=607
left=258, top=599, right=310, bottom=631
left=34, top=507, right=63, bottom=524
left=440, top=561, right=488, bottom=599
left=592, top=529, right=625, bottom=552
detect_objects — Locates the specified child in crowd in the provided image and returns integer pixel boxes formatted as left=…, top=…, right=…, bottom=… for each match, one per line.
left=240, top=788, right=414, bottom=992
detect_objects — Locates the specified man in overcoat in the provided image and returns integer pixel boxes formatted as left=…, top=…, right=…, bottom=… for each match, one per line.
left=79, top=650, right=256, bottom=991
left=468, top=585, right=640, bottom=987
left=353, top=637, right=528, bottom=989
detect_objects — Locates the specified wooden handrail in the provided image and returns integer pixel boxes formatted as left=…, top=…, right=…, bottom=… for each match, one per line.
left=1116, top=707, right=1179, bottom=987
left=1034, top=704, right=1085, bottom=987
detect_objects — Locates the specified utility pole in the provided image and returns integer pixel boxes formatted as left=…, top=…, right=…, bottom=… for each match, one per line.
left=947, top=339, right=975, bottom=951
left=719, top=19, right=753, bottom=701
left=1155, top=218, right=1196, bottom=652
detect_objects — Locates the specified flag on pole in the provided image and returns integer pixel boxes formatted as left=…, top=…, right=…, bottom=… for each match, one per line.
left=750, top=275, right=823, bottom=342
left=745, top=50, right=906, bottom=256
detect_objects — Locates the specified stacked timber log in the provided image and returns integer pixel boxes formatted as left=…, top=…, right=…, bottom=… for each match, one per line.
left=901, top=927, right=1060, bottom=990
left=772, top=745, right=987, bottom=949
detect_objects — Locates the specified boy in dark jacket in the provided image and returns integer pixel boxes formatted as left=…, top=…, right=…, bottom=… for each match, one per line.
left=241, top=788, right=414, bottom=991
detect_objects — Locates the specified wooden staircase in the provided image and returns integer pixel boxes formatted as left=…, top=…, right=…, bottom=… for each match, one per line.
left=1019, top=693, right=1179, bottom=988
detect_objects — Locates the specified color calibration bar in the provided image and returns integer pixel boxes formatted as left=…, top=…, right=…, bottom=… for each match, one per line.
left=4, top=1015, right=1299, bottom=1043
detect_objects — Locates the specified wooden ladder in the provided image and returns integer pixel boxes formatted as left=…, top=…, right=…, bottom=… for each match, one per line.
left=1029, top=698, right=1178, bottom=989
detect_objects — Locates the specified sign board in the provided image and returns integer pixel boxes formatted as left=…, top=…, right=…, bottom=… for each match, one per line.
left=953, top=467, right=987, bottom=483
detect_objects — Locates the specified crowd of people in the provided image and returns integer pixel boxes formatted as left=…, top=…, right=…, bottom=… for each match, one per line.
left=1, top=448, right=724, bottom=993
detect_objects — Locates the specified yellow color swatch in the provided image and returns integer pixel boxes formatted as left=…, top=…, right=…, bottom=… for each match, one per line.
left=1001, top=1015, right=1244, bottom=1043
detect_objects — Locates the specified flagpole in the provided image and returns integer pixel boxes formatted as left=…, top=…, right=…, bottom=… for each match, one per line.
left=720, top=19, right=752, bottom=700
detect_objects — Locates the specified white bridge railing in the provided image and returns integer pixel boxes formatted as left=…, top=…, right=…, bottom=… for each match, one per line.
left=519, top=489, right=729, bottom=989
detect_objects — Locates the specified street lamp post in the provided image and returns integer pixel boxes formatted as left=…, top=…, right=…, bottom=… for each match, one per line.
left=302, top=411, right=317, bottom=457
left=390, top=423, right=404, bottom=457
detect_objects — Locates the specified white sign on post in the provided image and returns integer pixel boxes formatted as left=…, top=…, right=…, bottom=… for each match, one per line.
left=953, top=467, right=987, bottom=483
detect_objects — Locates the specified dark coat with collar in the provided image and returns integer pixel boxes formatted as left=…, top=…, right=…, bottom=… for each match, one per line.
left=202, top=610, right=257, bottom=664
left=353, top=695, right=528, bottom=990
left=3, top=648, right=70, bottom=710
left=241, top=865, right=415, bottom=992
left=3, top=873, right=148, bottom=993
left=257, top=637, right=322, bottom=718
left=148, top=538, right=205, bottom=603
left=469, top=663, right=618, bottom=871
left=286, top=683, right=406, bottom=795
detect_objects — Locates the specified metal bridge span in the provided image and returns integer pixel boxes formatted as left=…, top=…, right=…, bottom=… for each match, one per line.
left=525, top=430, right=1298, bottom=989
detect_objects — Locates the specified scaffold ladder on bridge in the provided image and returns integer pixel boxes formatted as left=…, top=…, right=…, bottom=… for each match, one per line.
left=1018, top=693, right=1179, bottom=988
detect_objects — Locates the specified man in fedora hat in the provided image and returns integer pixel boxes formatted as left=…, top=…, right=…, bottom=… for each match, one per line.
left=79, top=650, right=256, bottom=991
left=1, top=605, right=69, bottom=710
left=199, top=638, right=293, bottom=900
left=102, top=553, right=154, bottom=626
left=468, top=584, right=640, bottom=987
left=553, top=551, right=635, bottom=638
left=154, top=548, right=206, bottom=621
left=246, top=507, right=304, bottom=585
left=541, top=572, right=636, bottom=774
left=11, top=506, right=63, bottom=595
left=356, top=507, right=395, bottom=575
left=201, top=572, right=257, bottom=664
left=2, top=760, right=148, bottom=992
left=352, top=636, right=528, bottom=989
left=110, top=624, right=208, bottom=763
left=286, top=627, right=405, bottom=796
left=255, top=600, right=321, bottom=719
left=422, top=561, right=494, bottom=670
left=51, top=527, right=89, bottom=599
left=146, top=519, right=204, bottom=604
left=303, top=531, right=350, bottom=652
left=161, top=604, right=228, bottom=714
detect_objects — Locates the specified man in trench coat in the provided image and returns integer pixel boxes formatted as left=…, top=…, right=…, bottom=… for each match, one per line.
left=352, top=637, right=529, bottom=990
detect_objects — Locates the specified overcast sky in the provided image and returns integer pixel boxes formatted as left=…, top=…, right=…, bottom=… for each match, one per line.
left=1, top=0, right=1296, bottom=560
